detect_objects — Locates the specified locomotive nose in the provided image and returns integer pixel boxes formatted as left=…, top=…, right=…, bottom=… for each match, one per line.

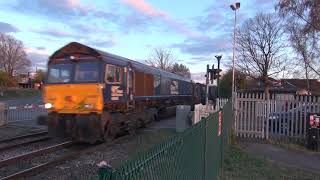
left=65, top=96, right=76, bottom=102
left=44, top=84, right=104, bottom=114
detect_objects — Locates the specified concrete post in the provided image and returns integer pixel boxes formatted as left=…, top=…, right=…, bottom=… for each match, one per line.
left=176, top=105, right=191, bottom=132
left=0, top=103, right=6, bottom=126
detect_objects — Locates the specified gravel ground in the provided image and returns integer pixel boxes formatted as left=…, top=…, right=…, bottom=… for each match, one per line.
left=0, top=138, right=67, bottom=161
left=0, top=125, right=47, bottom=141
left=27, top=117, right=177, bottom=180
left=0, top=146, right=72, bottom=178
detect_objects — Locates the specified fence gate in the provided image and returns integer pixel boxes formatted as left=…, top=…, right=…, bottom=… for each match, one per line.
left=235, top=92, right=320, bottom=140
left=235, top=93, right=266, bottom=139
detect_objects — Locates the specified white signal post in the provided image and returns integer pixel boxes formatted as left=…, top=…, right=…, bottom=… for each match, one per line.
left=230, top=2, right=240, bottom=109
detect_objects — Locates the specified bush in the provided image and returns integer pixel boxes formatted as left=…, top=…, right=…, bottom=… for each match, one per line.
left=0, top=72, right=17, bottom=96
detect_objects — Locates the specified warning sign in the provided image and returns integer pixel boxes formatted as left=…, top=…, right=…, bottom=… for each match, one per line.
left=218, top=111, right=222, bottom=136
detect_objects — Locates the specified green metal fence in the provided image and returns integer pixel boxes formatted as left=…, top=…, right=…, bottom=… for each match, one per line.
left=98, top=102, right=234, bottom=180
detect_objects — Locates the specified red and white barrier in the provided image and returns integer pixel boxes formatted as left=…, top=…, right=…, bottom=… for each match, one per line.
left=7, top=104, right=45, bottom=110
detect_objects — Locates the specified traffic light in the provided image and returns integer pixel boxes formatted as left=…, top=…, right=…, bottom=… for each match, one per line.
left=212, top=68, right=221, bottom=80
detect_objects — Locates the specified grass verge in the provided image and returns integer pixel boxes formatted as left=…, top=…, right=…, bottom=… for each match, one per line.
left=108, top=128, right=177, bottom=168
left=221, top=144, right=320, bottom=180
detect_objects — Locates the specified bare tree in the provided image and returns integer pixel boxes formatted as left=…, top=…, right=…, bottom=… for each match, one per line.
left=0, top=33, right=30, bottom=76
left=145, top=48, right=174, bottom=71
left=236, top=13, right=287, bottom=97
left=277, top=0, right=320, bottom=33
left=287, top=21, right=318, bottom=92
left=171, top=63, right=191, bottom=78
left=277, top=0, right=320, bottom=78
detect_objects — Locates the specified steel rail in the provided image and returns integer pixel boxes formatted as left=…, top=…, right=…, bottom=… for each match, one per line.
left=0, top=134, right=130, bottom=180
left=0, top=136, right=50, bottom=152
left=0, top=141, right=73, bottom=168
left=0, top=150, right=80, bottom=180
left=0, top=131, right=48, bottom=144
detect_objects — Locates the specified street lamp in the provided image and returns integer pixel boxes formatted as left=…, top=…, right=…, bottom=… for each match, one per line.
left=230, top=2, right=240, bottom=108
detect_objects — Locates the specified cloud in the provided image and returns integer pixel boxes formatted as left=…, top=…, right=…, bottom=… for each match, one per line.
left=0, top=22, right=19, bottom=33
left=86, top=35, right=116, bottom=48
left=69, top=23, right=108, bottom=34
left=13, top=0, right=119, bottom=21
left=191, top=72, right=206, bottom=83
left=121, top=0, right=167, bottom=18
left=126, top=14, right=153, bottom=32
left=121, top=0, right=204, bottom=39
left=172, top=36, right=232, bottom=56
left=25, top=47, right=49, bottom=57
left=36, top=46, right=46, bottom=50
left=196, top=11, right=224, bottom=32
left=25, top=47, right=49, bottom=68
left=32, top=27, right=85, bottom=39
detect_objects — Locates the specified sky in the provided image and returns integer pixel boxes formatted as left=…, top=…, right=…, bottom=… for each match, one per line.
left=0, top=0, right=277, bottom=82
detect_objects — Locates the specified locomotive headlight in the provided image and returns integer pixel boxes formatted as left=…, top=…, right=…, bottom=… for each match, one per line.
left=45, top=103, right=54, bottom=109
left=84, top=104, right=94, bottom=109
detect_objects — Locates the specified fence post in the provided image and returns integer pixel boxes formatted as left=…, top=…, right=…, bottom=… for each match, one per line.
left=266, top=98, right=270, bottom=140
left=0, top=103, right=6, bottom=127
left=234, top=93, right=238, bottom=136
left=219, top=110, right=223, bottom=174
left=98, top=162, right=114, bottom=180
left=203, top=116, right=207, bottom=180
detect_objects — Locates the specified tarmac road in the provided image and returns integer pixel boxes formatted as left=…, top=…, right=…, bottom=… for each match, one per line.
left=239, top=141, right=320, bottom=173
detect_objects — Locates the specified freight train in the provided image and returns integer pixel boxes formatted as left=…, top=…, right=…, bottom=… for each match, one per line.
left=43, top=42, right=210, bottom=143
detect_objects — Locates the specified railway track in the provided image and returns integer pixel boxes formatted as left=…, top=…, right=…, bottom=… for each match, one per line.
left=0, top=141, right=74, bottom=180
left=0, top=135, right=127, bottom=180
left=0, top=131, right=49, bottom=152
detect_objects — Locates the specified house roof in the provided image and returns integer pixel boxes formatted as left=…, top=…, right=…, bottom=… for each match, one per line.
left=240, top=78, right=320, bottom=95
left=239, top=77, right=301, bottom=94
left=282, top=79, right=320, bottom=95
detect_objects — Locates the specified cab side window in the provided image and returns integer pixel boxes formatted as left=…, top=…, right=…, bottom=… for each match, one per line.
left=105, top=65, right=122, bottom=83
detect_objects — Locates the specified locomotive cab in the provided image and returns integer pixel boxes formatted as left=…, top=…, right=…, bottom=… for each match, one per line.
left=44, top=43, right=132, bottom=143
left=45, top=61, right=104, bottom=114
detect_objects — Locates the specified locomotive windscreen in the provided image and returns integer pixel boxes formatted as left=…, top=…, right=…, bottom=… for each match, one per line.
left=74, top=62, right=99, bottom=82
left=47, top=62, right=100, bottom=83
left=48, top=64, right=73, bottom=83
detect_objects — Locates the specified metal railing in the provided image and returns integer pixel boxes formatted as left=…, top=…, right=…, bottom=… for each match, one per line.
left=98, top=101, right=233, bottom=180
left=4, top=104, right=47, bottom=123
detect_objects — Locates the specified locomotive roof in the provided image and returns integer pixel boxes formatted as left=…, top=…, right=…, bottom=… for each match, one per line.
left=49, top=42, right=191, bottom=82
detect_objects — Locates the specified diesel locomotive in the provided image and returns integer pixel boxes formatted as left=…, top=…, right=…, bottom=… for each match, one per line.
left=43, top=42, right=205, bottom=143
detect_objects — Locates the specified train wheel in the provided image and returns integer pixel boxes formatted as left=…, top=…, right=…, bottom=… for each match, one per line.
left=104, top=118, right=119, bottom=142
left=127, top=120, right=137, bottom=136
left=48, top=112, right=62, bottom=137
left=148, top=108, right=158, bottom=124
